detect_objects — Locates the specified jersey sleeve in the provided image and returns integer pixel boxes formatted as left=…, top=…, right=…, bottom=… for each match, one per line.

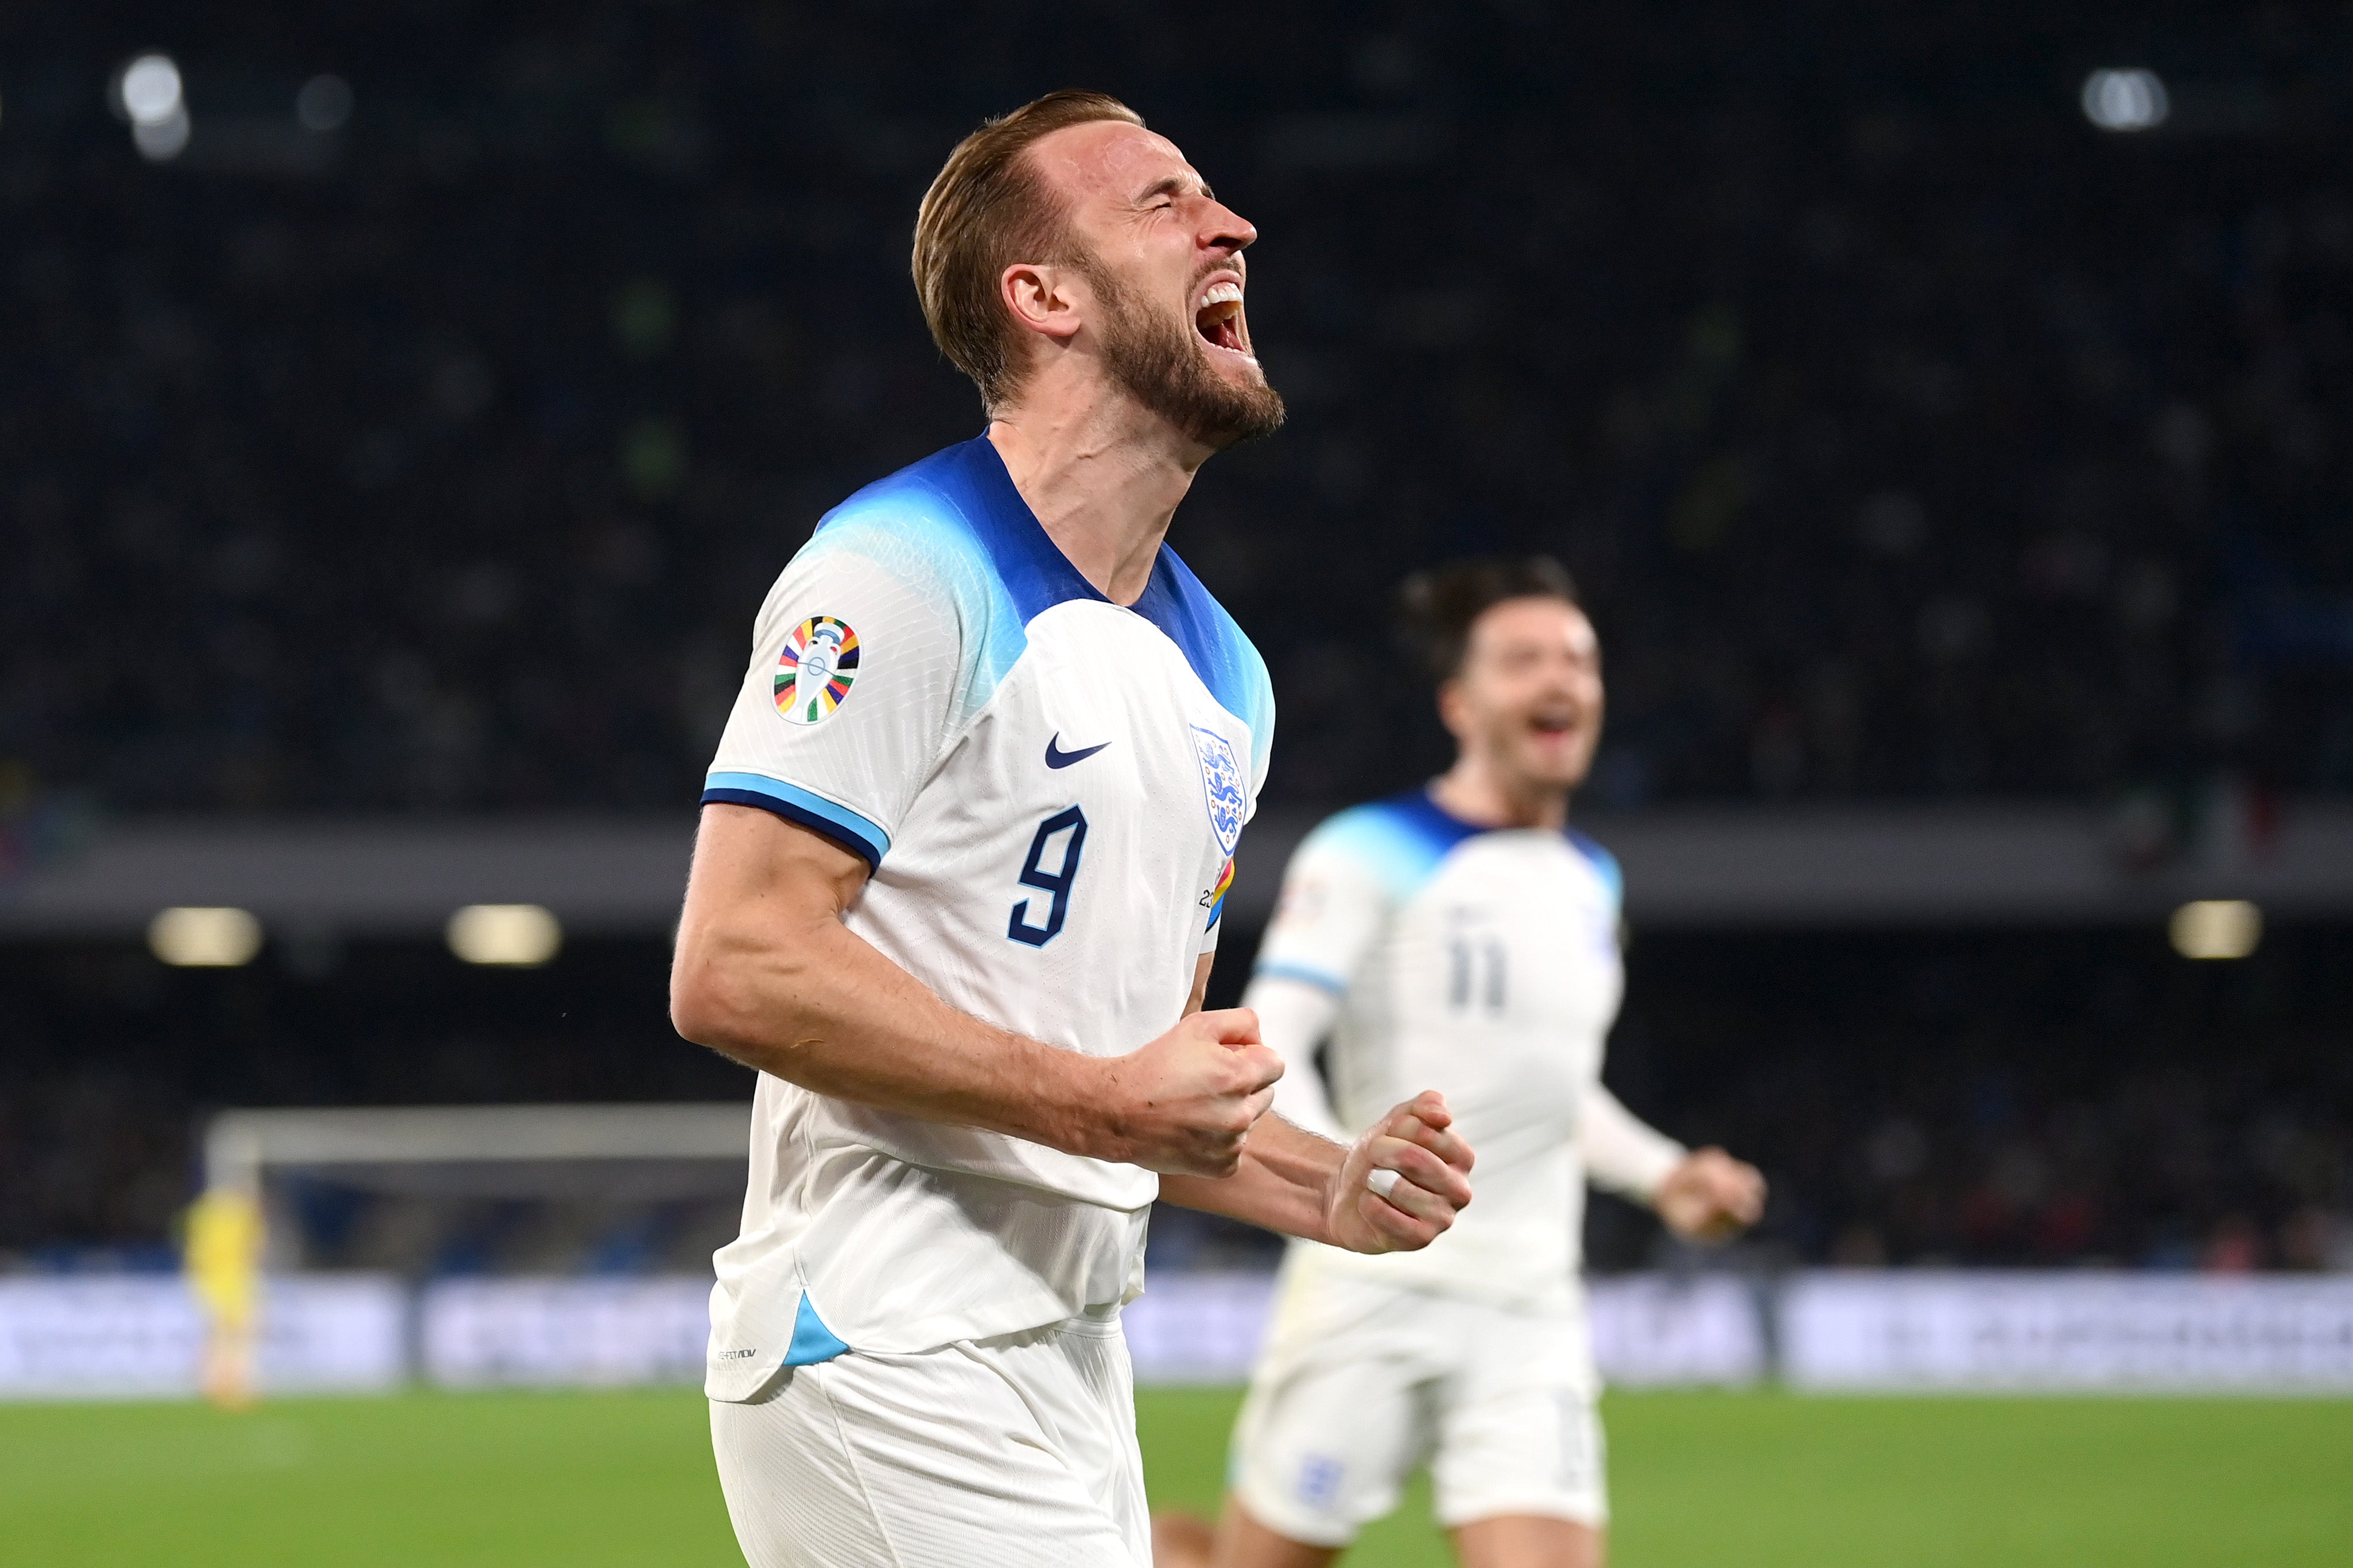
left=1243, top=815, right=1392, bottom=1139
left=1249, top=818, right=1392, bottom=995
left=1241, top=971, right=1349, bottom=1141
left=701, top=540, right=961, bottom=870
left=1579, top=1084, right=1687, bottom=1201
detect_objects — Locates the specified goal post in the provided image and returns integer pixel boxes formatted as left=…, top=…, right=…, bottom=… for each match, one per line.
left=200, top=1102, right=756, bottom=1283
left=203, top=1103, right=754, bottom=1196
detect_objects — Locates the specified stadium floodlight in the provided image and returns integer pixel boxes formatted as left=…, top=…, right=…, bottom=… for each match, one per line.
left=149, top=906, right=263, bottom=967
left=447, top=902, right=563, bottom=966
left=118, top=55, right=183, bottom=121
left=2169, top=899, right=2261, bottom=960
left=114, top=52, right=191, bottom=161
left=296, top=73, right=354, bottom=133
left=2082, top=68, right=2169, bottom=133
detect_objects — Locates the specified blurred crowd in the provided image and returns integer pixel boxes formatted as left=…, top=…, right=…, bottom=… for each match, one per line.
left=6, top=925, right=2345, bottom=1277
left=1586, top=924, right=2353, bottom=1274
left=3, top=3, right=2351, bottom=818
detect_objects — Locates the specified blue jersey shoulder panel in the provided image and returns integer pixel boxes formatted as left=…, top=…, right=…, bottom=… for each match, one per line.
left=1564, top=827, right=1624, bottom=915
left=1134, top=545, right=1275, bottom=779
left=804, top=437, right=1271, bottom=767
left=887, top=435, right=1105, bottom=622
left=1302, top=789, right=1487, bottom=903
left=798, top=436, right=1084, bottom=721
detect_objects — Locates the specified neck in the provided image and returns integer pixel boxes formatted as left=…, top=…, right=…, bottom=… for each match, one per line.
left=1428, top=753, right=1570, bottom=832
left=987, top=380, right=1206, bottom=606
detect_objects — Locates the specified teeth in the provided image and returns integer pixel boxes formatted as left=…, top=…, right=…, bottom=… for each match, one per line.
left=1198, top=281, right=1242, bottom=309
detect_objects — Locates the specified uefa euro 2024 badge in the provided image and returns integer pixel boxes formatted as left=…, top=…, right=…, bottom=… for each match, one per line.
left=1190, top=725, right=1245, bottom=857
left=774, top=615, right=859, bottom=725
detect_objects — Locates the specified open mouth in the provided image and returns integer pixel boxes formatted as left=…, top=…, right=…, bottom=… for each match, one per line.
left=1194, top=280, right=1249, bottom=355
left=1531, top=714, right=1581, bottom=742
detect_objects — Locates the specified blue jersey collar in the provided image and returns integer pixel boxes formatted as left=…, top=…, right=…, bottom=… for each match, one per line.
left=918, top=435, right=1249, bottom=716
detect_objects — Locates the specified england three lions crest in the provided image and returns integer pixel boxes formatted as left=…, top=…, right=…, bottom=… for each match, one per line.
left=1190, top=725, right=1246, bottom=857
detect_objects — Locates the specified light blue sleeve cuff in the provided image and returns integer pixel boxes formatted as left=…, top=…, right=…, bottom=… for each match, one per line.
left=1251, top=960, right=1348, bottom=994
left=702, top=772, right=891, bottom=870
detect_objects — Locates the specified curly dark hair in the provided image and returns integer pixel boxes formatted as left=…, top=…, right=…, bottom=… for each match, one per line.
left=1395, top=555, right=1583, bottom=682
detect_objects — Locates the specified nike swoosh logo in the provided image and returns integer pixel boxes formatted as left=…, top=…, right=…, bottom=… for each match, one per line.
left=1045, top=734, right=1112, bottom=769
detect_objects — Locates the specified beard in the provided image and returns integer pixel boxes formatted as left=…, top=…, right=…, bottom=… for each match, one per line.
left=1078, top=254, right=1287, bottom=451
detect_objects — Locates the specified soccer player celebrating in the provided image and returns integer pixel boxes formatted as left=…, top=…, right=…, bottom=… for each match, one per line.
left=1156, top=559, right=1766, bottom=1568
left=669, top=92, right=1475, bottom=1568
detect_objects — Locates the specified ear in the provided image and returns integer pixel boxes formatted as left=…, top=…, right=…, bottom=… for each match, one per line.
left=1000, top=262, right=1088, bottom=347
left=1435, top=677, right=1473, bottom=745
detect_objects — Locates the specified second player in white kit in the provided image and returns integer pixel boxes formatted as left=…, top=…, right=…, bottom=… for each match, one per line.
left=1235, top=794, right=1669, bottom=1540
left=1159, top=559, right=1765, bottom=1568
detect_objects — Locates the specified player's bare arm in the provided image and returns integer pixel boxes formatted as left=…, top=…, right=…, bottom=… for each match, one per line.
left=1165, top=952, right=1476, bottom=1252
left=1163, top=1094, right=1473, bottom=1254
left=671, top=803, right=1284, bottom=1177
left=1581, top=1080, right=1766, bottom=1243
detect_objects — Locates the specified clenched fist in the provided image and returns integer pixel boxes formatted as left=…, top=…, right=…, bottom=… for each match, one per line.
left=1096, top=1007, right=1286, bottom=1177
left=1655, top=1146, right=1765, bottom=1242
left=1326, top=1090, right=1476, bottom=1254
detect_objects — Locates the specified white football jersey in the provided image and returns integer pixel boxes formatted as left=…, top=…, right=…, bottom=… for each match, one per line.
left=698, top=435, right=1272, bottom=1398
left=1249, top=793, right=1648, bottom=1308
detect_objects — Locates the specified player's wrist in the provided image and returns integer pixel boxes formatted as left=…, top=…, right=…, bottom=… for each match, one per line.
left=1317, top=1129, right=1377, bottom=1251
left=1630, top=1145, right=1692, bottom=1208
left=1053, top=1052, right=1139, bottom=1164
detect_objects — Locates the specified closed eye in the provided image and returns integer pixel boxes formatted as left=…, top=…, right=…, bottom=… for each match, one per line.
left=1136, top=173, right=1205, bottom=212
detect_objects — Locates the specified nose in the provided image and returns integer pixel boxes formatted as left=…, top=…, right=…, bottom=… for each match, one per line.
left=1200, top=199, right=1256, bottom=259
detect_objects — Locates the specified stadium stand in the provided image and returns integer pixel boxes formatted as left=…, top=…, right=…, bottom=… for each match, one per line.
left=0, top=5, right=2347, bottom=1281
left=2, top=3, right=2350, bottom=818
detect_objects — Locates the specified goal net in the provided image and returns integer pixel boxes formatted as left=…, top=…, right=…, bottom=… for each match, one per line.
left=203, top=1102, right=753, bottom=1278
left=192, top=1103, right=755, bottom=1388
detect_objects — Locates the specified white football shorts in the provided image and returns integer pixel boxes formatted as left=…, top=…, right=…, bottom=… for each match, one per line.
left=1229, top=1269, right=1606, bottom=1546
left=710, top=1306, right=1148, bottom=1568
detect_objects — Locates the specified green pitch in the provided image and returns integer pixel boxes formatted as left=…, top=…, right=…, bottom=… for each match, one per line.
left=0, top=1387, right=2346, bottom=1566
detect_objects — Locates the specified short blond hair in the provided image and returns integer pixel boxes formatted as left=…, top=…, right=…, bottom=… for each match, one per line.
left=913, top=90, right=1145, bottom=411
